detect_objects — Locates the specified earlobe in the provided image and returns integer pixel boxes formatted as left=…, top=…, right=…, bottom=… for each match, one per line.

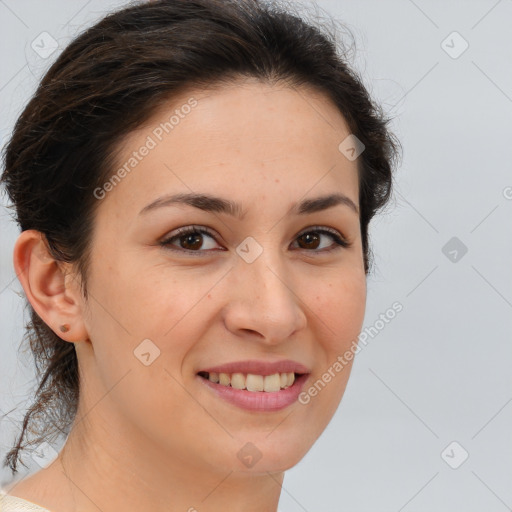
left=13, top=230, right=89, bottom=343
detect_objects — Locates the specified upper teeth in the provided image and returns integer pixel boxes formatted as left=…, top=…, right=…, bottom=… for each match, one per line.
left=207, top=372, right=295, bottom=392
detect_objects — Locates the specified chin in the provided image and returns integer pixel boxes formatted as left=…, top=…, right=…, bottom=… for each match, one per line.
left=209, top=429, right=317, bottom=475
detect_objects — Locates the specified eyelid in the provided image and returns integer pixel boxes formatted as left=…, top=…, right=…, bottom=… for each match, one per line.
left=296, top=225, right=342, bottom=240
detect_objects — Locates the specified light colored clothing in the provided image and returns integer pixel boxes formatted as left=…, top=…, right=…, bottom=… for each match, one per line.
left=2, top=487, right=285, bottom=511
left=0, top=489, right=51, bottom=512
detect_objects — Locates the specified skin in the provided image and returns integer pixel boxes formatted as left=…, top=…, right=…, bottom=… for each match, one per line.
left=7, top=77, right=367, bottom=512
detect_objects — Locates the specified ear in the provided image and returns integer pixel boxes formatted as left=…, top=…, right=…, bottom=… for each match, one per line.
left=13, top=230, right=89, bottom=343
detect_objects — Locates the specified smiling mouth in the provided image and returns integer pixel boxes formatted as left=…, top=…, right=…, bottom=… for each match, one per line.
left=197, top=371, right=302, bottom=392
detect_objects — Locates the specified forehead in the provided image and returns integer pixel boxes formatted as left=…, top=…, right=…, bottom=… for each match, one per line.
left=102, top=78, right=359, bottom=218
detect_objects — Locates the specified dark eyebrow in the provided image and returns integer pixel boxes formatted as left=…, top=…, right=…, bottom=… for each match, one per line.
left=139, top=192, right=359, bottom=218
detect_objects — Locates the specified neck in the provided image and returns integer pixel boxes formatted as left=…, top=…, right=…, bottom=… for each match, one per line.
left=8, top=403, right=285, bottom=512
left=60, top=423, right=284, bottom=512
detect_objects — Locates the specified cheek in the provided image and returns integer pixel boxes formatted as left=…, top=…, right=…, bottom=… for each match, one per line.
left=85, top=243, right=181, bottom=337
left=298, top=270, right=366, bottom=419
left=80, top=262, right=198, bottom=433
left=309, top=270, right=366, bottom=351
left=84, top=254, right=217, bottom=394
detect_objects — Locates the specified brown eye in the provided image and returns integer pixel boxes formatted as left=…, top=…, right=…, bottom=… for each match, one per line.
left=160, top=225, right=350, bottom=256
left=160, top=226, right=222, bottom=254
left=292, top=227, right=350, bottom=253
left=178, top=232, right=203, bottom=251
left=297, top=232, right=321, bottom=250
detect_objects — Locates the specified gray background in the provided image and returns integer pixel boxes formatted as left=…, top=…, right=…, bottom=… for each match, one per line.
left=1, top=0, right=511, bottom=510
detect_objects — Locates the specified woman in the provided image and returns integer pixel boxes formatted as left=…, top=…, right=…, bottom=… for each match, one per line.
left=0, top=0, right=400, bottom=510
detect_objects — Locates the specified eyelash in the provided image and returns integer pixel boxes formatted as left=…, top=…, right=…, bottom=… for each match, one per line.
left=159, top=225, right=351, bottom=256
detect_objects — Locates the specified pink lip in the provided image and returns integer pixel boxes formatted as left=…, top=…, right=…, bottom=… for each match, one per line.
left=197, top=372, right=310, bottom=412
left=197, top=359, right=310, bottom=376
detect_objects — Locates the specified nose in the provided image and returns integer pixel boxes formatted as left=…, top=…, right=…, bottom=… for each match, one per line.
left=223, top=251, right=307, bottom=345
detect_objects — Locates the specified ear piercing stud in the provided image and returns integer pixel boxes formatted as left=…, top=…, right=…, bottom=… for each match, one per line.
left=59, top=324, right=70, bottom=333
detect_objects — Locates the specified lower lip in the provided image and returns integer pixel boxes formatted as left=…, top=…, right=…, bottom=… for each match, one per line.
left=197, top=373, right=310, bottom=412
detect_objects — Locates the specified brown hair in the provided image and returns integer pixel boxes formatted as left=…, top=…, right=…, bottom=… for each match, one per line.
left=0, top=0, right=400, bottom=475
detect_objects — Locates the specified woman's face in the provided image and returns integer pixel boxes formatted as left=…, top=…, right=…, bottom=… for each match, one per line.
left=78, top=78, right=366, bottom=476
